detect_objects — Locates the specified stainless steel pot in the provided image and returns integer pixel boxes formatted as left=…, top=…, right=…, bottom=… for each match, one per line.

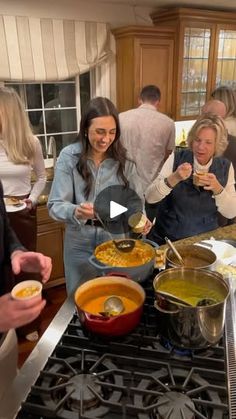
left=153, top=268, right=229, bottom=349
left=89, top=238, right=158, bottom=282
left=166, top=244, right=217, bottom=270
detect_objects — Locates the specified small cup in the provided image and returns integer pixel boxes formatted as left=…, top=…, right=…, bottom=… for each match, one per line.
left=128, top=212, right=147, bottom=233
left=193, top=170, right=207, bottom=187
left=11, top=280, right=42, bottom=301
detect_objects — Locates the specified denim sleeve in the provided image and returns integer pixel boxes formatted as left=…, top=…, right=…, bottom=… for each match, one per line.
left=47, top=151, right=80, bottom=225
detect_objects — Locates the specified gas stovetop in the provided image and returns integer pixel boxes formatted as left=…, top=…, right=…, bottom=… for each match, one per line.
left=2, top=272, right=236, bottom=419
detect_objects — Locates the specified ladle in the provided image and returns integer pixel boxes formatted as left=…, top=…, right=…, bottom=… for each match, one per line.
left=165, top=237, right=185, bottom=266
left=95, top=213, right=136, bottom=253
left=157, top=290, right=192, bottom=307
left=103, top=296, right=125, bottom=316
left=157, top=291, right=217, bottom=307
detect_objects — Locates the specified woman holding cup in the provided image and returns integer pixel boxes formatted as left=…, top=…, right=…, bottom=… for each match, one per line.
left=146, top=113, right=236, bottom=244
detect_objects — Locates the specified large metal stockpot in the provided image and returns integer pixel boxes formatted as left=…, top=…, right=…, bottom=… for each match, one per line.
left=153, top=268, right=229, bottom=349
left=89, top=238, right=158, bottom=282
left=166, top=244, right=217, bottom=270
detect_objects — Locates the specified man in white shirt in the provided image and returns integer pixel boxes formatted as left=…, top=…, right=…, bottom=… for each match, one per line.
left=119, top=85, right=175, bottom=220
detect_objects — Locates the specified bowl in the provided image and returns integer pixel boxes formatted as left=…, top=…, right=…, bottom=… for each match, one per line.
left=11, top=280, right=42, bottom=300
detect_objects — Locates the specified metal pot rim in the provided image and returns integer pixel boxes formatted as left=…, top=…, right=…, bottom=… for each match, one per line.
left=94, top=239, right=156, bottom=268
left=166, top=244, right=216, bottom=268
left=153, top=267, right=230, bottom=304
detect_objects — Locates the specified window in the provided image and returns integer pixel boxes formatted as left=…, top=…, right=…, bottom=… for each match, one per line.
left=6, top=72, right=91, bottom=157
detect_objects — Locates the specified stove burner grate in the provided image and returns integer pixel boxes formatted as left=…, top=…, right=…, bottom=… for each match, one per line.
left=17, top=349, right=228, bottom=419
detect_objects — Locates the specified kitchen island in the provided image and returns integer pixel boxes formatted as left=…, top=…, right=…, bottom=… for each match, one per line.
left=159, top=223, right=236, bottom=249
left=1, top=224, right=236, bottom=418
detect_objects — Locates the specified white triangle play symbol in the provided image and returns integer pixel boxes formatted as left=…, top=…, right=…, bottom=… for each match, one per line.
left=110, top=200, right=127, bottom=219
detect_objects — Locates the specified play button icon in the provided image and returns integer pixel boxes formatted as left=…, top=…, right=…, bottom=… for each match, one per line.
left=110, top=201, right=127, bottom=219
left=94, top=185, right=143, bottom=234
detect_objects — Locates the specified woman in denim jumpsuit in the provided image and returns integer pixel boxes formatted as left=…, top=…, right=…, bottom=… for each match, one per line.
left=48, top=97, right=150, bottom=295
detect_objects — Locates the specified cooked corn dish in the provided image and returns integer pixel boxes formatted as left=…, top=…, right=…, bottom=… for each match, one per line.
left=95, top=240, right=154, bottom=267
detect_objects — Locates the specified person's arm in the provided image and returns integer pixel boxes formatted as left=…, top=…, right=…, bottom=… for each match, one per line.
left=145, top=153, right=175, bottom=203
left=213, top=164, right=236, bottom=218
left=0, top=182, right=25, bottom=258
left=11, top=250, right=52, bottom=283
left=47, top=149, right=79, bottom=224
left=0, top=294, right=46, bottom=332
left=28, top=137, right=47, bottom=206
left=145, top=152, right=192, bottom=203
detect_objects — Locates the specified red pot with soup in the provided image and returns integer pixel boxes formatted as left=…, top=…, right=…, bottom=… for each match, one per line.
left=74, top=275, right=145, bottom=336
left=88, top=238, right=158, bottom=282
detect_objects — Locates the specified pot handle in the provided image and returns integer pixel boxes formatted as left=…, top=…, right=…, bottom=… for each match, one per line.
left=142, top=238, right=159, bottom=249
left=105, top=272, right=132, bottom=279
left=88, top=255, right=110, bottom=270
left=84, top=312, right=114, bottom=323
left=154, top=300, right=181, bottom=314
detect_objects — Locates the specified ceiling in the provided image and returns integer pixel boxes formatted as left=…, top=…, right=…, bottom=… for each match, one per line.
left=95, top=0, right=236, bottom=12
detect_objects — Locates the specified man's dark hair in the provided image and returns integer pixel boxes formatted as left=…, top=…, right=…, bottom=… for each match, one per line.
left=140, top=85, right=161, bottom=103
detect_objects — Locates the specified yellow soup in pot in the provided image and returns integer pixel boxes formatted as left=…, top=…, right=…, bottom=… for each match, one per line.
left=95, top=240, right=154, bottom=267
left=157, top=279, right=223, bottom=306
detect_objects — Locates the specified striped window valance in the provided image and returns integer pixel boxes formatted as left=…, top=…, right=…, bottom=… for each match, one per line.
left=0, top=15, right=111, bottom=81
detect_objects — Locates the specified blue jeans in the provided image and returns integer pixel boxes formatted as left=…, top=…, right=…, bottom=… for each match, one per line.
left=64, top=224, right=121, bottom=296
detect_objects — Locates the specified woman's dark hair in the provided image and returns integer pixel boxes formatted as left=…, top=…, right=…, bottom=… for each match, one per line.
left=76, top=97, right=129, bottom=198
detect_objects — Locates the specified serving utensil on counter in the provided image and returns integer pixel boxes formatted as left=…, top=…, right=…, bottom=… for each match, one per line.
left=165, top=237, right=185, bottom=266
left=95, top=213, right=136, bottom=253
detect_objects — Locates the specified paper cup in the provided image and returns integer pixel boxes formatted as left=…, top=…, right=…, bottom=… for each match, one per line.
left=128, top=212, right=147, bottom=233
left=193, top=171, right=207, bottom=186
left=11, top=280, right=42, bottom=301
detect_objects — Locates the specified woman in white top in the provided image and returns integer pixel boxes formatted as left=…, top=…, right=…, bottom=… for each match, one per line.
left=211, top=85, right=236, bottom=136
left=0, top=87, right=46, bottom=340
left=146, top=114, right=236, bottom=244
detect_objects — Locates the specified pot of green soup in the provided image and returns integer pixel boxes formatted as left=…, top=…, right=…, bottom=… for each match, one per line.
left=153, top=268, right=229, bottom=349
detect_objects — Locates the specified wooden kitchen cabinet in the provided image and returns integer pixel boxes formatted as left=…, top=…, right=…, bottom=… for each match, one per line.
left=151, top=7, right=236, bottom=120
left=113, top=8, right=236, bottom=121
left=37, top=205, right=65, bottom=288
left=112, top=26, right=175, bottom=117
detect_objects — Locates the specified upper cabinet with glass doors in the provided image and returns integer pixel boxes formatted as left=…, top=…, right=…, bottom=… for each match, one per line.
left=151, top=7, right=236, bottom=120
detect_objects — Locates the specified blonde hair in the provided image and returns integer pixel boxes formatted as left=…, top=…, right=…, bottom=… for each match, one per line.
left=211, top=86, right=236, bottom=118
left=0, top=87, right=36, bottom=164
left=187, top=113, right=228, bottom=156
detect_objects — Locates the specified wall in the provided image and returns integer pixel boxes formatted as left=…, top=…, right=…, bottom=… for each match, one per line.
left=0, top=0, right=154, bottom=27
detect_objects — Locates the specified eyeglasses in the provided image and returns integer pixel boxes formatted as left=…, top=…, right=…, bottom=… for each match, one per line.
left=89, top=128, right=117, bottom=137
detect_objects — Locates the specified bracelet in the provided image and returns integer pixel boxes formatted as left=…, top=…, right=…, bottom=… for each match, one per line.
left=164, top=177, right=173, bottom=189
left=213, top=188, right=224, bottom=196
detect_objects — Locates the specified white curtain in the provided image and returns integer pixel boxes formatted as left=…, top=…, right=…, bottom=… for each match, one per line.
left=91, top=34, right=116, bottom=103
left=0, top=15, right=111, bottom=81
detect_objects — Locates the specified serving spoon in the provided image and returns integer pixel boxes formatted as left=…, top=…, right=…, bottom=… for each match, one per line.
left=95, top=212, right=136, bottom=253
left=165, top=237, right=185, bottom=266
left=103, top=296, right=125, bottom=316
left=156, top=290, right=192, bottom=306
left=157, top=290, right=217, bottom=307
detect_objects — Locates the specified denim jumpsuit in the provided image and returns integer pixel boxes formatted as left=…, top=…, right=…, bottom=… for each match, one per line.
left=47, top=142, right=144, bottom=296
